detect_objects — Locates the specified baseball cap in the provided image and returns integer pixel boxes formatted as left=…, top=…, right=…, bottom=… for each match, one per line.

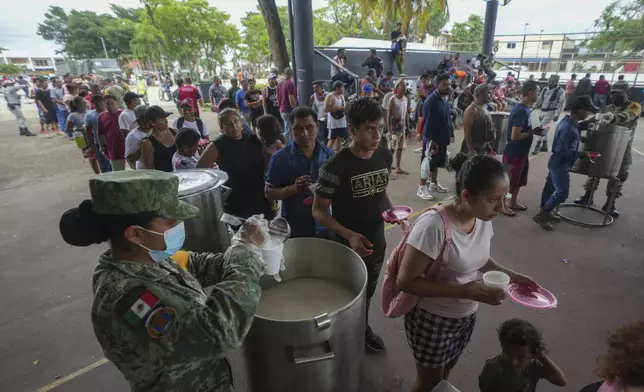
left=123, top=91, right=142, bottom=104
left=180, top=98, right=194, bottom=107
left=145, top=105, right=172, bottom=123
left=612, top=80, right=630, bottom=92
left=134, top=105, right=149, bottom=121
left=268, top=73, right=277, bottom=80
left=571, top=95, right=599, bottom=114
left=362, top=83, right=374, bottom=93
left=88, top=171, right=199, bottom=220
left=332, top=80, right=345, bottom=90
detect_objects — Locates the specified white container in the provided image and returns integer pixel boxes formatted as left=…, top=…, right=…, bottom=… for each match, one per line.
left=261, top=246, right=283, bottom=276
left=432, top=380, right=461, bottom=392
left=483, top=271, right=510, bottom=290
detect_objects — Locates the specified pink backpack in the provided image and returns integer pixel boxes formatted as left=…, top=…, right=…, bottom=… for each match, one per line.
left=381, top=205, right=452, bottom=318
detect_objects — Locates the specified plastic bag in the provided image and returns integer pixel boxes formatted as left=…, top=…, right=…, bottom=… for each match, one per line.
left=431, top=380, right=460, bottom=392
left=420, top=154, right=431, bottom=181
left=225, top=214, right=270, bottom=270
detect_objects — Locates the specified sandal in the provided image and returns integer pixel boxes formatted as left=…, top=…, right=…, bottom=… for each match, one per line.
left=395, top=169, right=410, bottom=175
left=503, top=208, right=516, bottom=217
left=509, top=204, right=528, bottom=211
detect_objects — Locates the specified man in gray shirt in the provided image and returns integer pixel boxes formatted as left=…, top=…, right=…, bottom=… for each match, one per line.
left=3, top=80, right=36, bottom=136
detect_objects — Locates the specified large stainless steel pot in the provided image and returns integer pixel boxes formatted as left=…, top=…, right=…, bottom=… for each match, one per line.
left=243, top=238, right=367, bottom=392
left=490, top=111, right=510, bottom=154
left=174, top=169, right=231, bottom=254
left=573, top=123, right=631, bottom=178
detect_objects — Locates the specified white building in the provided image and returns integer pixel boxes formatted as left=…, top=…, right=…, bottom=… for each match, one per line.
left=0, top=49, right=65, bottom=75
left=492, top=33, right=577, bottom=72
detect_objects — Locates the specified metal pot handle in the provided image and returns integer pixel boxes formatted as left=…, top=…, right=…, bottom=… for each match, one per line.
left=293, top=349, right=335, bottom=366
left=292, top=314, right=335, bottom=365
left=220, top=185, right=232, bottom=202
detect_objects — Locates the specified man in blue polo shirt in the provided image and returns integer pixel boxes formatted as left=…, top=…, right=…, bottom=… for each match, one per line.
left=265, top=106, right=335, bottom=238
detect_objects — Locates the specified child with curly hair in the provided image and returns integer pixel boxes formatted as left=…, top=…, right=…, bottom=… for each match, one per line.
left=479, top=318, right=567, bottom=392
left=580, top=320, right=644, bottom=392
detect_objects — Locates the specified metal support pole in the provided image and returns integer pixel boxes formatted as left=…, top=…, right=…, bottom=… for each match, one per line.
left=98, top=37, right=109, bottom=59
left=287, top=0, right=297, bottom=89
left=482, top=0, right=499, bottom=55
left=634, top=58, right=643, bottom=87
left=291, top=0, right=314, bottom=102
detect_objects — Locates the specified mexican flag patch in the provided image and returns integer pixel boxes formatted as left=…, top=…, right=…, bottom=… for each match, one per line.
left=123, top=290, right=159, bottom=326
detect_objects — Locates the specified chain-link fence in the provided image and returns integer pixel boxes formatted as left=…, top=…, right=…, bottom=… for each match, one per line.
left=449, top=31, right=644, bottom=85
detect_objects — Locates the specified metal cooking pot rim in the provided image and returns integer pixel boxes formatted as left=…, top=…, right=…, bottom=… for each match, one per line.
left=254, top=239, right=367, bottom=323
left=175, top=169, right=228, bottom=197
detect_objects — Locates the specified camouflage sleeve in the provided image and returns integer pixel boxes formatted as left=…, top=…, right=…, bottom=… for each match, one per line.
left=613, top=102, right=642, bottom=125
left=187, top=251, right=225, bottom=287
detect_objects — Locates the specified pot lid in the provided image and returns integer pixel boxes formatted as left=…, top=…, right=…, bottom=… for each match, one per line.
left=175, top=170, right=219, bottom=197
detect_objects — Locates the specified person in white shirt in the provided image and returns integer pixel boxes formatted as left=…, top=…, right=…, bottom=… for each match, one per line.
left=172, top=98, right=209, bottom=140
left=387, top=79, right=410, bottom=175
left=124, top=105, right=150, bottom=169
left=397, top=153, right=538, bottom=392
left=118, top=91, right=142, bottom=133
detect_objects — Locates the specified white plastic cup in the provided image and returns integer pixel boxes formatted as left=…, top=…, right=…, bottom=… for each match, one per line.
left=483, top=271, right=510, bottom=290
left=261, top=246, right=282, bottom=276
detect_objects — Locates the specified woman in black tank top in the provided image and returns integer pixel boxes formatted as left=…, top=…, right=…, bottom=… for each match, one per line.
left=140, top=106, right=177, bottom=172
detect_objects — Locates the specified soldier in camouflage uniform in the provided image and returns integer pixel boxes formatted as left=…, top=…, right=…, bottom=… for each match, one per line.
left=573, top=81, right=641, bottom=217
left=59, top=170, right=265, bottom=392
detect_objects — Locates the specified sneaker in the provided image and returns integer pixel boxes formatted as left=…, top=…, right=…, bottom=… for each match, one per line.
left=601, top=202, right=620, bottom=218
left=414, top=147, right=423, bottom=154
left=531, top=141, right=541, bottom=155
left=533, top=211, right=554, bottom=231
left=428, top=182, right=448, bottom=193
left=540, top=142, right=549, bottom=152
left=365, top=325, right=385, bottom=353
left=20, top=129, right=37, bottom=137
left=574, top=193, right=593, bottom=206
left=416, top=186, right=434, bottom=201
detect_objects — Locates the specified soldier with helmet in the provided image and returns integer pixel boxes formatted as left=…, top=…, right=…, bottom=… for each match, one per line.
left=574, top=80, right=641, bottom=217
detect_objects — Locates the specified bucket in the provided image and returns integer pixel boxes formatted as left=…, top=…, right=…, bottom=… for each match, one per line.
left=243, top=238, right=367, bottom=392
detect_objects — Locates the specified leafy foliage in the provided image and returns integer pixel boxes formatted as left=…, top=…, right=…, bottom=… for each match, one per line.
left=587, top=0, right=644, bottom=52
left=449, top=14, right=484, bottom=53
left=0, top=64, right=25, bottom=75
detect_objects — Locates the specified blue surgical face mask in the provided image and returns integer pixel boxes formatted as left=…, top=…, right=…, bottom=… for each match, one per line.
left=138, top=222, right=186, bottom=262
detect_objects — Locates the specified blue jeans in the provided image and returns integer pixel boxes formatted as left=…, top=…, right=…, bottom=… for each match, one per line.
left=540, top=166, right=570, bottom=212
left=281, top=112, right=292, bottom=144
left=57, top=108, right=69, bottom=135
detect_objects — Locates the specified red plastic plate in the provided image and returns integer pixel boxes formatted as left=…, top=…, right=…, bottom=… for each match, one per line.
left=381, top=206, right=413, bottom=223
left=507, top=283, right=558, bottom=309
left=303, top=196, right=314, bottom=206
left=586, top=151, right=601, bottom=159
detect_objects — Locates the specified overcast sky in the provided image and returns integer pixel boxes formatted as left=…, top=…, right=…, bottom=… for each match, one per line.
left=0, top=0, right=613, bottom=57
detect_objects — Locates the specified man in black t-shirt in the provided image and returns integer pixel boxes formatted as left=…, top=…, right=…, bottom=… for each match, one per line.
left=314, top=97, right=393, bottom=353
left=244, top=78, right=264, bottom=132
left=362, top=49, right=384, bottom=78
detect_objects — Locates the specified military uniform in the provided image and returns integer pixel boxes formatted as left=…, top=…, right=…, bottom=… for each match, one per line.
left=577, top=81, right=641, bottom=215
left=87, top=171, right=263, bottom=391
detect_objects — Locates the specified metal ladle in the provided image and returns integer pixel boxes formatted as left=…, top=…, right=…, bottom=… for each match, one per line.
left=219, top=213, right=291, bottom=243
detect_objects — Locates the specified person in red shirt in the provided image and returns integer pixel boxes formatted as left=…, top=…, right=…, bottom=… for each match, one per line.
left=97, top=95, right=126, bottom=171
left=277, top=67, right=297, bottom=143
left=593, top=75, right=611, bottom=110
left=176, top=77, right=204, bottom=117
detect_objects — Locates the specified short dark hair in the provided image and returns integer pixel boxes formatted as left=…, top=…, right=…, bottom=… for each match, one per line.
left=386, top=70, right=394, bottom=77
left=346, top=97, right=384, bottom=130
left=230, top=78, right=237, bottom=84
left=618, top=75, right=625, bottom=80
left=103, top=94, right=117, bottom=102
left=436, top=73, right=450, bottom=84
left=175, top=127, right=201, bottom=150
left=217, top=98, right=235, bottom=111
left=91, top=94, right=104, bottom=106
left=498, top=318, right=546, bottom=355
left=257, top=114, right=284, bottom=145
left=176, top=79, right=184, bottom=86
left=370, top=49, right=377, bottom=54
left=449, top=153, right=508, bottom=198
left=337, top=48, right=345, bottom=54
left=522, top=80, right=538, bottom=95
left=288, top=106, right=317, bottom=125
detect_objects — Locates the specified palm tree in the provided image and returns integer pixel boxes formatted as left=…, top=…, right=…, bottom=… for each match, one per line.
left=357, top=0, right=449, bottom=39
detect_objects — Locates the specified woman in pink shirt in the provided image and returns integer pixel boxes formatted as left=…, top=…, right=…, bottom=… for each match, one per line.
left=491, top=83, right=507, bottom=112
left=580, top=320, right=644, bottom=392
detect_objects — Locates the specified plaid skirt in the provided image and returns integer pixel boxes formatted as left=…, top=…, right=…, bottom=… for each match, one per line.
left=404, top=307, right=477, bottom=368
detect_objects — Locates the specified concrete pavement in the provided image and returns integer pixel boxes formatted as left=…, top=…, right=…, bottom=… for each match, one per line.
left=1, top=89, right=643, bottom=392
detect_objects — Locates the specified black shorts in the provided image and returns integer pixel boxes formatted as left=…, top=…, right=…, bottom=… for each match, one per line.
left=429, top=144, right=448, bottom=171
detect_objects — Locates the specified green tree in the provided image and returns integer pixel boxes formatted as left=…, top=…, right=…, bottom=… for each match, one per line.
left=240, top=12, right=273, bottom=66
left=587, top=0, right=644, bottom=52
left=36, top=6, right=135, bottom=61
left=0, top=64, right=25, bottom=75
left=357, top=0, right=449, bottom=40
left=314, top=0, right=383, bottom=43
left=449, top=14, right=484, bottom=53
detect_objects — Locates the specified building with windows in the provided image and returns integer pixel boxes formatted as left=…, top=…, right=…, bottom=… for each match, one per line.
left=492, top=33, right=578, bottom=72
left=0, top=50, right=65, bottom=75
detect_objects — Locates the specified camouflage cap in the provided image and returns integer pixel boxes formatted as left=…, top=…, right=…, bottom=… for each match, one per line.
left=89, top=171, right=199, bottom=220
